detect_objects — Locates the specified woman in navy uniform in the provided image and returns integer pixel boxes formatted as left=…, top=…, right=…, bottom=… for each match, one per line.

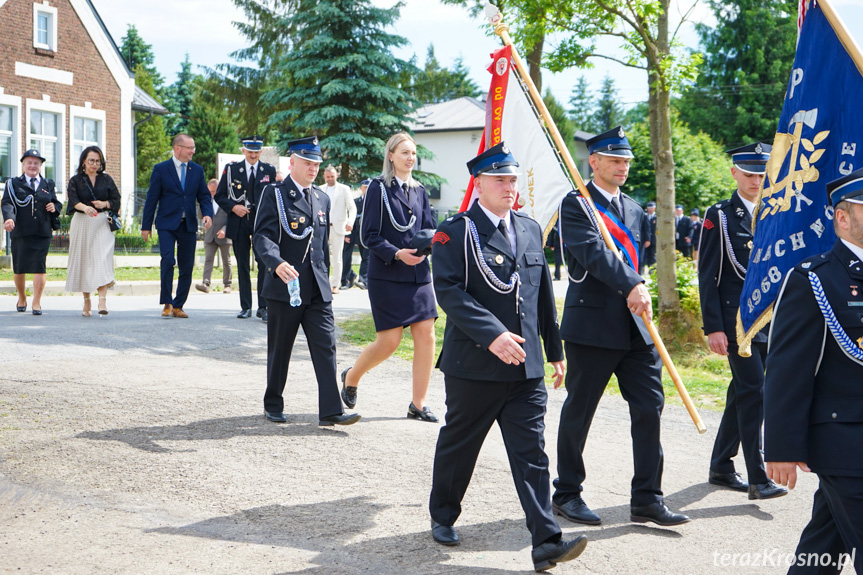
left=428, top=142, right=586, bottom=571
left=253, top=137, right=360, bottom=427
left=765, top=168, right=863, bottom=574
left=1, top=149, right=62, bottom=315
left=698, top=142, right=787, bottom=500
left=341, top=133, right=439, bottom=422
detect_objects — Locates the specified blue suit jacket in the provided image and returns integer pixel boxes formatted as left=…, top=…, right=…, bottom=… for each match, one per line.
left=141, top=158, right=212, bottom=232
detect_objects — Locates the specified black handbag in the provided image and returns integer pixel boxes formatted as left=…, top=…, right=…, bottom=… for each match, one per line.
left=106, top=210, right=121, bottom=232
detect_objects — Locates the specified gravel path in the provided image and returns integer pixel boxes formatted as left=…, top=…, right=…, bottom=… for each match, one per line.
left=0, top=288, right=854, bottom=574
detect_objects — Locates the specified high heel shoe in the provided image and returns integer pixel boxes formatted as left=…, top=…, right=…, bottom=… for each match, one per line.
left=98, top=296, right=108, bottom=316
left=82, top=296, right=92, bottom=317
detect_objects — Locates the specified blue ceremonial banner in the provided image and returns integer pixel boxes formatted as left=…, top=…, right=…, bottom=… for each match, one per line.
left=737, top=0, right=863, bottom=353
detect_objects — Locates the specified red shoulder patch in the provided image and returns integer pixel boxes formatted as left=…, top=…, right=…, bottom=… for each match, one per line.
left=432, top=231, right=450, bottom=245
left=703, top=218, right=714, bottom=230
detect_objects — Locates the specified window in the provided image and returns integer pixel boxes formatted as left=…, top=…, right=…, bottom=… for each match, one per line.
left=33, top=3, right=58, bottom=51
left=72, top=117, right=101, bottom=161
left=0, top=106, right=12, bottom=180
left=29, top=110, right=59, bottom=183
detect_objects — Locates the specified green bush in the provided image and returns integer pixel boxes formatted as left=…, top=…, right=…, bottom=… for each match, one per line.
left=647, top=255, right=702, bottom=318
left=115, top=233, right=157, bottom=251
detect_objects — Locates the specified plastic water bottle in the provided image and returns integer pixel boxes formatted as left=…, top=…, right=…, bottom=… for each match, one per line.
left=288, top=277, right=301, bottom=307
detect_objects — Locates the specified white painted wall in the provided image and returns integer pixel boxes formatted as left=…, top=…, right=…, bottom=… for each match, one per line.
left=414, top=129, right=483, bottom=213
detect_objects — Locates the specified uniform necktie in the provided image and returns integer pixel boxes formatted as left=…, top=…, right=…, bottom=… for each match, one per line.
left=248, top=165, right=255, bottom=191
left=402, top=182, right=410, bottom=203
left=498, top=219, right=513, bottom=255
left=303, top=188, right=310, bottom=204
left=180, top=163, right=187, bottom=190
left=612, top=196, right=622, bottom=219
left=30, top=177, right=37, bottom=191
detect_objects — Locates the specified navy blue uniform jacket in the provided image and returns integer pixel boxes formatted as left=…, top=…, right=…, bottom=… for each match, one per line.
left=214, top=160, right=277, bottom=240
left=764, top=242, right=863, bottom=477
left=432, top=202, right=562, bottom=381
left=558, top=183, right=650, bottom=349
left=698, top=192, right=766, bottom=342
left=253, top=179, right=332, bottom=305
left=141, top=159, right=212, bottom=232
left=361, top=177, right=435, bottom=283
left=1, top=176, right=62, bottom=238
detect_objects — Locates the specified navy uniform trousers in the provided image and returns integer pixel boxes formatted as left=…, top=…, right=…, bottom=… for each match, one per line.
left=710, top=341, right=769, bottom=484
left=555, top=318, right=665, bottom=507
left=233, top=215, right=268, bottom=312
left=429, top=375, right=559, bottom=547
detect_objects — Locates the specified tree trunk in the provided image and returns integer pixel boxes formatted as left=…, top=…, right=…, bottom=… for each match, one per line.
left=647, top=2, right=680, bottom=316
left=526, top=34, right=544, bottom=93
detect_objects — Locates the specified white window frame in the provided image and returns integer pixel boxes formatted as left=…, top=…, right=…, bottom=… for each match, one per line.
left=32, top=2, right=58, bottom=52
left=0, top=93, right=23, bottom=182
left=26, top=98, right=65, bottom=194
left=69, top=105, right=106, bottom=179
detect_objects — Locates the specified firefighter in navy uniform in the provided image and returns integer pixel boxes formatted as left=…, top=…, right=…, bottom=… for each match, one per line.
left=253, top=136, right=360, bottom=427
left=552, top=126, right=689, bottom=528
left=215, top=135, right=277, bottom=321
left=765, top=168, right=863, bottom=574
left=428, top=142, right=586, bottom=572
left=697, top=142, right=788, bottom=501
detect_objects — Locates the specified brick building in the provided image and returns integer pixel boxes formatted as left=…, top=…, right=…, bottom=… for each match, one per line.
left=0, top=0, right=136, bottom=208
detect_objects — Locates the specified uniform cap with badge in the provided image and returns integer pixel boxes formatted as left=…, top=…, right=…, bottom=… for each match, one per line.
left=826, top=167, right=863, bottom=206
left=585, top=126, right=634, bottom=159
left=466, top=142, right=521, bottom=177
left=20, top=149, right=46, bottom=163
left=726, top=142, right=771, bottom=175
left=288, top=136, right=323, bottom=164
left=241, top=135, right=265, bottom=152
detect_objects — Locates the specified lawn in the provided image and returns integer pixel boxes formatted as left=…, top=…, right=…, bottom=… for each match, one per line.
left=338, top=297, right=732, bottom=412
left=0, top=265, right=226, bottom=282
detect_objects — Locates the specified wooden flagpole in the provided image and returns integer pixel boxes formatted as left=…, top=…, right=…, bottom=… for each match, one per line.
left=485, top=5, right=706, bottom=434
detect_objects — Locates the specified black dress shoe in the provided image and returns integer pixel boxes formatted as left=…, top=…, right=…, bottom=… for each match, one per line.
left=237, top=309, right=252, bottom=319
left=431, top=521, right=460, bottom=546
left=265, top=411, right=287, bottom=423
left=748, top=480, right=788, bottom=500
left=256, top=308, right=263, bottom=318
left=259, top=308, right=268, bottom=322
left=407, top=402, right=439, bottom=423
left=319, top=413, right=361, bottom=426
left=709, top=470, right=749, bottom=492
left=630, top=501, right=691, bottom=526
left=532, top=535, right=587, bottom=572
left=552, top=497, right=601, bottom=525
left=340, top=367, right=357, bottom=408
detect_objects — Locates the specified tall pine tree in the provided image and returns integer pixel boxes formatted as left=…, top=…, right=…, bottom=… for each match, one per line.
left=592, top=74, right=624, bottom=132
left=165, top=55, right=196, bottom=136
left=677, top=0, right=796, bottom=147
left=187, top=77, right=240, bottom=178
left=120, top=26, right=165, bottom=98
left=261, top=0, right=417, bottom=180
left=568, top=75, right=595, bottom=132
left=411, top=45, right=482, bottom=104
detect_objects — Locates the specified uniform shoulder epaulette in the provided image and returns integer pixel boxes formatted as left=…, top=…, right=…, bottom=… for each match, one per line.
left=443, top=211, right=469, bottom=223
left=512, top=210, right=533, bottom=219
left=795, top=252, right=831, bottom=272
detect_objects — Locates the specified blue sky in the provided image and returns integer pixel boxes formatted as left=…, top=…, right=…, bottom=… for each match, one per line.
left=91, top=0, right=863, bottom=110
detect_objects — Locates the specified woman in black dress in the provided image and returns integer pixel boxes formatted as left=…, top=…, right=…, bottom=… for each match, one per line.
left=341, top=133, right=439, bottom=422
left=1, top=149, right=62, bottom=315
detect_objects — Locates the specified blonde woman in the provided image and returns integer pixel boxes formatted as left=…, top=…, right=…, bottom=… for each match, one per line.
left=341, top=133, right=438, bottom=422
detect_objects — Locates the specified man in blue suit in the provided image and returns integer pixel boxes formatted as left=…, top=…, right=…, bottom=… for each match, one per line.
left=141, top=134, right=213, bottom=318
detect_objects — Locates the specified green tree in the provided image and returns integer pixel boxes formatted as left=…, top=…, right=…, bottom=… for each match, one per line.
left=593, top=74, right=624, bottom=131
left=677, top=0, right=796, bottom=147
left=261, top=0, right=418, bottom=180
left=120, top=25, right=165, bottom=97
left=568, top=75, right=595, bottom=132
left=165, top=55, right=197, bottom=136
left=491, top=0, right=703, bottom=317
left=186, top=77, right=240, bottom=178
left=543, top=89, right=577, bottom=159
left=412, top=45, right=483, bottom=104
left=134, top=65, right=171, bottom=188
left=626, top=113, right=734, bottom=210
